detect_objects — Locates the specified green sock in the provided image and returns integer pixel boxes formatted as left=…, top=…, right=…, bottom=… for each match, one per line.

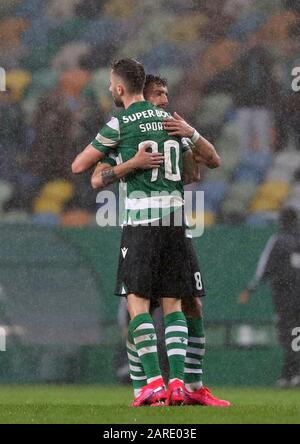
left=126, top=329, right=147, bottom=397
left=184, top=316, right=205, bottom=391
left=129, top=313, right=162, bottom=383
left=164, top=311, right=188, bottom=381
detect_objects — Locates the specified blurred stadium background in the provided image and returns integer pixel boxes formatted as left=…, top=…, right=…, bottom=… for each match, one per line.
left=0, top=0, right=300, bottom=390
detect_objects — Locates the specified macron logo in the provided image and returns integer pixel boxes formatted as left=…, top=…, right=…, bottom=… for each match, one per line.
left=121, top=247, right=128, bottom=258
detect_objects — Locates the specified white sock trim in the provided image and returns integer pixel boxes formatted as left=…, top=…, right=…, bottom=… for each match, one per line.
left=185, top=382, right=203, bottom=392
left=147, top=376, right=162, bottom=384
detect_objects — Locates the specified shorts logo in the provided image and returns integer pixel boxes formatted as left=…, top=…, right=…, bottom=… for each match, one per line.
left=121, top=247, right=128, bottom=258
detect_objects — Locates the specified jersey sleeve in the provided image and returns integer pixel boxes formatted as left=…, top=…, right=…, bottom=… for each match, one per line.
left=91, top=116, right=120, bottom=155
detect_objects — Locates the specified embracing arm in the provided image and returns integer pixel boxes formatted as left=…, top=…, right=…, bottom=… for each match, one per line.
left=91, top=143, right=164, bottom=189
left=183, top=150, right=201, bottom=184
left=72, top=116, right=121, bottom=174
left=192, top=136, right=221, bottom=169
left=164, top=112, right=221, bottom=169
left=91, top=159, right=136, bottom=189
left=71, top=144, right=106, bottom=174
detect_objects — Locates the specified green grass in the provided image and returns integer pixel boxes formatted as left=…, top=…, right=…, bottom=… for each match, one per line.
left=0, top=385, right=299, bottom=424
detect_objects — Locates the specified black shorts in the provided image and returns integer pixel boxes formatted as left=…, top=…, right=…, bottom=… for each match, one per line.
left=185, top=235, right=205, bottom=298
left=115, top=225, right=205, bottom=303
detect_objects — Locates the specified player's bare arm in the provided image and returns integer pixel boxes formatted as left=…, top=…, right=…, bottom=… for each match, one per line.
left=71, top=144, right=105, bottom=174
left=163, top=112, right=221, bottom=169
left=92, top=147, right=197, bottom=189
left=91, top=143, right=164, bottom=189
left=183, top=150, right=201, bottom=185
left=91, top=161, right=113, bottom=187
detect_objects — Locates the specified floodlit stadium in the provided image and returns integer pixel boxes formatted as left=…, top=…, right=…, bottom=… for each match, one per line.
left=0, top=0, right=300, bottom=425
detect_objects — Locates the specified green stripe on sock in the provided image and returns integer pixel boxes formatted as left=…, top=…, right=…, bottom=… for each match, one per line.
left=164, top=311, right=188, bottom=381
left=187, top=316, right=205, bottom=337
left=129, top=313, right=152, bottom=331
left=127, top=328, right=147, bottom=391
left=165, top=311, right=187, bottom=326
left=130, top=313, right=161, bottom=381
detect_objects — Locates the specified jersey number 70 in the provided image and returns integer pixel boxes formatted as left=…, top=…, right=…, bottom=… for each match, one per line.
left=138, top=140, right=181, bottom=182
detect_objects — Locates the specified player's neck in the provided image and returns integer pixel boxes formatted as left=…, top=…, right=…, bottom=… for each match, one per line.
left=123, top=94, right=145, bottom=110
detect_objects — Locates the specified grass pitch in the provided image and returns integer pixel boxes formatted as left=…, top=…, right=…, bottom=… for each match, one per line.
left=0, top=385, right=299, bottom=424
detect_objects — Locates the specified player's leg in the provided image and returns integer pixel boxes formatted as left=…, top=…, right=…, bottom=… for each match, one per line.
left=115, top=226, right=166, bottom=406
left=182, top=239, right=230, bottom=406
left=152, top=305, right=169, bottom=384
left=126, top=321, right=166, bottom=407
left=127, top=294, right=167, bottom=406
left=161, top=297, right=188, bottom=405
left=182, top=238, right=206, bottom=391
left=125, top=301, right=168, bottom=399
left=162, top=298, right=188, bottom=382
left=126, top=326, right=147, bottom=397
left=127, top=294, right=162, bottom=382
left=182, top=297, right=205, bottom=392
left=125, top=301, right=170, bottom=404
left=183, top=298, right=230, bottom=407
left=158, top=221, right=191, bottom=405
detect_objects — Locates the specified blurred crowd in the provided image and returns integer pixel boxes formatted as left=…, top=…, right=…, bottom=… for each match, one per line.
left=0, top=0, right=300, bottom=226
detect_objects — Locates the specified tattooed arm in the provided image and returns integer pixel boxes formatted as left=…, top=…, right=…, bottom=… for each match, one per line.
left=91, top=143, right=164, bottom=189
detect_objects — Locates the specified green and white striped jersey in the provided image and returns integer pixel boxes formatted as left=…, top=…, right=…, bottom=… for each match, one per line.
left=91, top=101, right=185, bottom=225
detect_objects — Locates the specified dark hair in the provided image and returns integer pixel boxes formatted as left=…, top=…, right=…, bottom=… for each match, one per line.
left=111, top=59, right=146, bottom=94
left=144, top=74, right=168, bottom=96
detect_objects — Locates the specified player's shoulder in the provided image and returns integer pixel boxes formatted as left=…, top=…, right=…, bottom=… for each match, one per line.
left=95, top=114, right=120, bottom=145
left=103, top=115, right=120, bottom=132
